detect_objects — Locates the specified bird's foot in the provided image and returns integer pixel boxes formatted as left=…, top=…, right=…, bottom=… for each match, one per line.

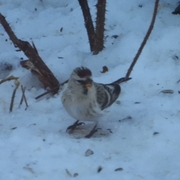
left=66, top=120, right=85, bottom=134
left=85, top=123, right=100, bottom=138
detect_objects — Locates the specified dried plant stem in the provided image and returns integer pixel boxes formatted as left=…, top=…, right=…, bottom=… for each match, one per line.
left=35, top=80, right=68, bottom=99
left=94, top=0, right=106, bottom=54
left=19, top=85, right=28, bottom=109
left=0, top=13, right=60, bottom=94
left=125, top=0, right=159, bottom=78
left=78, top=0, right=106, bottom=54
left=0, top=75, right=19, bottom=85
left=78, top=0, right=96, bottom=52
left=10, top=81, right=20, bottom=112
left=35, top=90, right=52, bottom=100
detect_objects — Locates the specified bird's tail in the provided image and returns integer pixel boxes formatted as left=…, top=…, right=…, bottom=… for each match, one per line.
left=112, top=77, right=132, bottom=84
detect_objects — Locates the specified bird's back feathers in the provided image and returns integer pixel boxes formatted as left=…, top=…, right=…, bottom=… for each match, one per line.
left=95, top=83, right=121, bottom=110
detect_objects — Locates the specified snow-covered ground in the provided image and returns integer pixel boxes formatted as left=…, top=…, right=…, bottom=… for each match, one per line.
left=0, top=0, right=180, bottom=179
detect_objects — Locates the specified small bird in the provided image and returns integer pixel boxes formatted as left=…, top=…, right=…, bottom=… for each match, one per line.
left=61, top=66, right=130, bottom=137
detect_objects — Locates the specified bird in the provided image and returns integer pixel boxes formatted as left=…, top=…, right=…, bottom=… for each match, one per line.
left=61, top=66, right=130, bottom=138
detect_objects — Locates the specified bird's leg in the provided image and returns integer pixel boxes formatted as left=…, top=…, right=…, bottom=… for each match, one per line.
left=85, top=123, right=99, bottom=138
left=66, top=120, right=85, bottom=133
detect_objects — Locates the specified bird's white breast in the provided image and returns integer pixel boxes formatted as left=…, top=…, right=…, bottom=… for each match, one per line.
left=62, top=87, right=102, bottom=121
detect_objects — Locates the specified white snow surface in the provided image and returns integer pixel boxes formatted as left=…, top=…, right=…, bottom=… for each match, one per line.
left=0, top=0, right=180, bottom=179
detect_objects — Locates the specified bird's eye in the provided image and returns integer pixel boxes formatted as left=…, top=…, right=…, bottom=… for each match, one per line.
left=76, top=80, right=86, bottom=84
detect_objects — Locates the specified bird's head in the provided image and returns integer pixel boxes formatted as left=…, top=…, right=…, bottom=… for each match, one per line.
left=69, top=67, right=93, bottom=94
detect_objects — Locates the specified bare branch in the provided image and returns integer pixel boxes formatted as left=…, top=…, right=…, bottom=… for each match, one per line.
left=94, top=0, right=106, bottom=54
left=78, top=0, right=96, bottom=52
left=126, top=0, right=159, bottom=78
left=0, top=13, right=60, bottom=94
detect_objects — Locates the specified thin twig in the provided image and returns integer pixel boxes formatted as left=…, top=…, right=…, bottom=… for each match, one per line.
left=125, top=0, right=159, bottom=78
left=112, top=77, right=132, bottom=84
left=0, top=75, right=19, bottom=85
left=19, top=88, right=24, bottom=106
left=10, top=80, right=20, bottom=112
left=35, top=90, right=52, bottom=100
left=19, top=85, right=28, bottom=109
left=61, top=79, right=69, bottom=86
left=35, top=80, right=68, bottom=99
left=22, top=86, right=28, bottom=109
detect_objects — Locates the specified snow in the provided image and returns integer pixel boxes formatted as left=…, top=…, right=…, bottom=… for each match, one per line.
left=0, top=0, right=180, bottom=179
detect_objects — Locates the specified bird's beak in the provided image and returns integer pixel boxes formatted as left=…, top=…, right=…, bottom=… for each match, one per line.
left=86, top=83, right=92, bottom=89
left=85, top=78, right=92, bottom=89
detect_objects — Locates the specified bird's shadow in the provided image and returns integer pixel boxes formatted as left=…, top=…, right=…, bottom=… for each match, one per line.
left=66, top=122, right=112, bottom=139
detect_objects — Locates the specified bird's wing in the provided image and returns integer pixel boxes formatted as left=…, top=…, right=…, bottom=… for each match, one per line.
left=95, top=83, right=121, bottom=110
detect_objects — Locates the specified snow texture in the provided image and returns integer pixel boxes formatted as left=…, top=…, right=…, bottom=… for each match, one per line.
left=0, top=0, right=180, bottom=179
